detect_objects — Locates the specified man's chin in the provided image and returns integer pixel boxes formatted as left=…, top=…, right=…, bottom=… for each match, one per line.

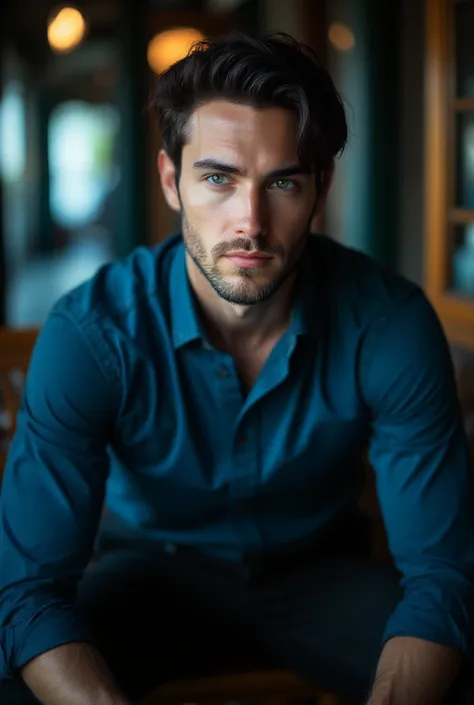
left=215, top=291, right=264, bottom=306
left=211, top=278, right=280, bottom=306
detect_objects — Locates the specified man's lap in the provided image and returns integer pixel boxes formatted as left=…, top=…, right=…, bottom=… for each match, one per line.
left=2, top=536, right=474, bottom=705
left=75, top=546, right=264, bottom=695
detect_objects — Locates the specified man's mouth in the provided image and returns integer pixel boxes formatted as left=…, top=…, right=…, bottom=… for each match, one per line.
left=225, top=251, right=273, bottom=268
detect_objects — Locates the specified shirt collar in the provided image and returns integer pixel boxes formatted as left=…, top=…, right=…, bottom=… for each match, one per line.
left=169, top=236, right=321, bottom=349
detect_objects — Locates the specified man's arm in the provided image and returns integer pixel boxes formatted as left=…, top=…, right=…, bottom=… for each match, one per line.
left=0, top=309, right=125, bottom=704
left=22, top=643, right=129, bottom=705
left=362, top=288, right=474, bottom=704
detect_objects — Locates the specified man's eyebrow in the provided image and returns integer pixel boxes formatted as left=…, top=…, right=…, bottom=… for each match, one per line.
left=267, top=164, right=312, bottom=178
left=193, top=159, right=243, bottom=175
left=192, top=159, right=312, bottom=178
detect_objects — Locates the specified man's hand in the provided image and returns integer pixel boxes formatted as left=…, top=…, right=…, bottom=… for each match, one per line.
left=367, top=636, right=463, bottom=705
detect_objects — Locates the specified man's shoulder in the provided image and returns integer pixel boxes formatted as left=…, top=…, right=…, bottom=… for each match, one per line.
left=309, top=233, right=421, bottom=317
left=52, top=233, right=182, bottom=327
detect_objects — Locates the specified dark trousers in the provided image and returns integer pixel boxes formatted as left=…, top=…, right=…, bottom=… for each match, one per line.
left=2, top=514, right=474, bottom=705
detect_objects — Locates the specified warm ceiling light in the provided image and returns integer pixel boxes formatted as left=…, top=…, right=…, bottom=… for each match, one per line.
left=328, top=22, right=355, bottom=52
left=47, top=6, right=87, bottom=54
left=147, top=27, right=205, bottom=75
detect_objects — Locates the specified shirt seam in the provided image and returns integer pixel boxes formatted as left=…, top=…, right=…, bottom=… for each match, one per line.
left=49, top=309, right=121, bottom=393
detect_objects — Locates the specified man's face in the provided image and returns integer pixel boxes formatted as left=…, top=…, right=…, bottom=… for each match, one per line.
left=159, top=100, right=319, bottom=306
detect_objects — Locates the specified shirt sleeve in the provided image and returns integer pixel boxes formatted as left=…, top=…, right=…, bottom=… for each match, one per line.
left=364, top=288, right=474, bottom=656
left=0, top=310, right=119, bottom=678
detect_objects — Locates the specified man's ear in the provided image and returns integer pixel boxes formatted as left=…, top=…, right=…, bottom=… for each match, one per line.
left=158, top=149, right=181, bottom=212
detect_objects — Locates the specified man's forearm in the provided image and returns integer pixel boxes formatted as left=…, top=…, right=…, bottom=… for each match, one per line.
left=367, top=636, right=463, bottom=705
left=21, top=642, right=129, bottom=705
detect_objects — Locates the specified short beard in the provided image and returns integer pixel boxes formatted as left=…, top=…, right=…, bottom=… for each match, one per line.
left=182, top=214, right=299, bottom=306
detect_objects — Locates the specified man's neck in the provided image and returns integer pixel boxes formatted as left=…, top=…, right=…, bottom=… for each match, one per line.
left=185, top=253, right=296, bottom=352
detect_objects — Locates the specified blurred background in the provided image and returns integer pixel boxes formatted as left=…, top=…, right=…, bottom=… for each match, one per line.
left=0, top=0, right=472, bottom=360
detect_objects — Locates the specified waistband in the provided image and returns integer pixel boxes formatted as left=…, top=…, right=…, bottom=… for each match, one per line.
left=94, top=508, right=371, bottom=571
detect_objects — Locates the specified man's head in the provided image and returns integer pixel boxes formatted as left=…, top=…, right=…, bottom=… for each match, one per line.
left=151, top=32, right=347, bottom=306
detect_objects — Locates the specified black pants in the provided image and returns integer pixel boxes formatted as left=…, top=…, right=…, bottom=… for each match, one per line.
left=2, top=514, right=474, bottom=705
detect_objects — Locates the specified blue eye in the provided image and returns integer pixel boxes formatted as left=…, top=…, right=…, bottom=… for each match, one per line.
left=207, top=174, right=230, bottom=185
left=272, top=179, right=296, bottom=191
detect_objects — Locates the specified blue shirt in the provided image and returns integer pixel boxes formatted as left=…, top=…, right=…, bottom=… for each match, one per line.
left=1, top=233, right=474, bottom=678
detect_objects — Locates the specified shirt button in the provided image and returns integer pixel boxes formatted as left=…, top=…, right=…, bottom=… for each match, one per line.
left=216, top=365, right=231, bottom=380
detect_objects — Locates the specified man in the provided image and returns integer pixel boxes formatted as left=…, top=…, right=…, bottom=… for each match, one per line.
left=1, top=31, right=474, bottom=705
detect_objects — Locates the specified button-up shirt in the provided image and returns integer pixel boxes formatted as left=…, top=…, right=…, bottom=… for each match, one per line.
left=1, top=232, right=474, bottom=678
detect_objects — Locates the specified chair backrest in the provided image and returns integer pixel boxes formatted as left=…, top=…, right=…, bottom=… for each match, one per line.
left=0, top=328, right=39, bottom=480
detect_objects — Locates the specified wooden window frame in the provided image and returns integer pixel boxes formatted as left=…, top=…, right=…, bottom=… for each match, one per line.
left=425, top=0, right=474, bottom=349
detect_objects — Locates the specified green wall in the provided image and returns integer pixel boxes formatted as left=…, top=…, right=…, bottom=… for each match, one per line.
left=326, top=0, right=400, bottom=269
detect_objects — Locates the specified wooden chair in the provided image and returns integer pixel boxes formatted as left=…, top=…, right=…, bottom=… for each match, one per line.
left=137, top=669, right=340, bottom=705
left=0, top=327, right=38, bottom=482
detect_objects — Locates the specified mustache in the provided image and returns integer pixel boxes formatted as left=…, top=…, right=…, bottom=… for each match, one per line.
left=212, top=237, right=284, bottom=258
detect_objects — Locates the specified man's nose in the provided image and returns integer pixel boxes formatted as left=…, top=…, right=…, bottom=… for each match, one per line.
left=234, top=186, right=267, bottom=239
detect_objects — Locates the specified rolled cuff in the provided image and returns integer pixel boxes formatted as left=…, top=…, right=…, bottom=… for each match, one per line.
left=1, top=604, right=96, bottom=679
left=382, top=591, right=474, bottom=658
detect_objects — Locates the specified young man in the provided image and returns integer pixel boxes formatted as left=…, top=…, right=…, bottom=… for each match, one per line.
left=1, top=32, right=474, bottom=705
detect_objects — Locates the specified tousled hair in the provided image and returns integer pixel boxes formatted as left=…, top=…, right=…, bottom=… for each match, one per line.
left=150, top=31, right=348, bottom=186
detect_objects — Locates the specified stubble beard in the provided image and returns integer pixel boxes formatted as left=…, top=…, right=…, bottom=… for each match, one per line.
left=181, top=213, right=304, bottom=306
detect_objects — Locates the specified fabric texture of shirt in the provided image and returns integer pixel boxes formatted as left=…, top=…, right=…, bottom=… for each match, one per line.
left=1, top=232, right=474, bottom=678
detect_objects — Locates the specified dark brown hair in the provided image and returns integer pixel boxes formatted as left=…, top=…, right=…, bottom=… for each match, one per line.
left=150, top=31, right=347, bottom=186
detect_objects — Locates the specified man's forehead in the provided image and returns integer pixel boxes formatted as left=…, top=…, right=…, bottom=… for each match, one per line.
left=184, top=100, right=299, bottom=162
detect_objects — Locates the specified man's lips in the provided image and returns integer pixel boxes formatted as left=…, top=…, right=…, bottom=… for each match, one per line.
left=225, top=252, right=273, bottom=268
